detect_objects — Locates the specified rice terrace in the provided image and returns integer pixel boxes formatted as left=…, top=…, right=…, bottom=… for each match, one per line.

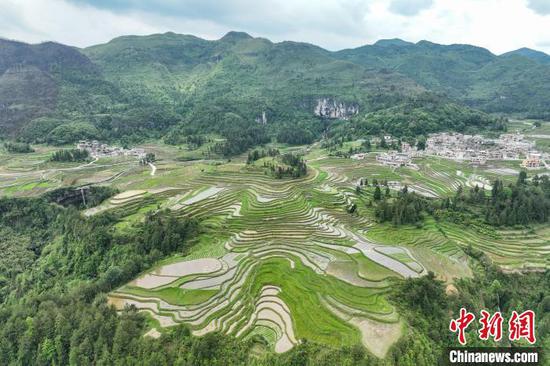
left=2, top=128, right=549, bottom=359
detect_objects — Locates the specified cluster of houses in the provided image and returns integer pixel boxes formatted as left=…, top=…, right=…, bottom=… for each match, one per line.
left=375, top=151, right=418, bottom=169
left=76, top=140, right=146, bottom=159
left=350, top=132, right=546, bottom=170
left=352, top=144, right=419, bottom=168
left=425, top=132, right=544, bottom=168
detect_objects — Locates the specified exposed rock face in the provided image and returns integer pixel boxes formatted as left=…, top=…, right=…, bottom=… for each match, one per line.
left=314, top=98, right=359, bottom=119
left=255, top=111, right=267, bottom=124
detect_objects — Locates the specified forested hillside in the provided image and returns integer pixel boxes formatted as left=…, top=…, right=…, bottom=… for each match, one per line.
left=336, top=39, right=550, bottom=118
left=1, top=32, right=549, bottom=149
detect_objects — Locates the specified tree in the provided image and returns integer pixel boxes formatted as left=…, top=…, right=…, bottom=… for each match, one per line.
left=51, top=149, right=90, bottom=162
left=4, top=142, right=34, bottom=153
left=416, top=136, right=426, bottom=150
left=373, top=186, right=382, bottom=201
left=517, top=171, right=527, bottom=185
left=362, top=139, right=371, bottom=151
left=141, top=152, right=156, bottom=164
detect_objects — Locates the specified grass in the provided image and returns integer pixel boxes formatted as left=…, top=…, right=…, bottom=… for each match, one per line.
left=353, top=254, right=401, bottom=281
left=121, top=286, right=218, bottom=306
left=242, top=258, right=394, bottom=347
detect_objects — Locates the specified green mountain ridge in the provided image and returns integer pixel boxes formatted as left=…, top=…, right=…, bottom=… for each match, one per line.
left=1, top=32, right=549, bottom=145
left=501, top=47, right=550, bottom=65
left=336, top=39, right=550, bottom=116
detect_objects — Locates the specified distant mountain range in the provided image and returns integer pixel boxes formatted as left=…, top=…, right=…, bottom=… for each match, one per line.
left=502, top=47, right=550, bottom=65
left=336, top=39, right=550, bottom=114
left=1, top=32, right=549, bottom=144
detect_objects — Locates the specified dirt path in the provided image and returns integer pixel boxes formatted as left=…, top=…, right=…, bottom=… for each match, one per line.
left=148, top=162, right=157, bottom=176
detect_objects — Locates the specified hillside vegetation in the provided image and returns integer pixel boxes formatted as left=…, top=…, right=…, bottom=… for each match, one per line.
left=337, top=39, right=550, bottom=118
left=1, top=32, right=549, bottom=148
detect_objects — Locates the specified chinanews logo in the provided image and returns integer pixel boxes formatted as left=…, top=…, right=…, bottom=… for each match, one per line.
left=445, top=308, right=542, bottom=365
left=450, top=308, right=536, bottom=345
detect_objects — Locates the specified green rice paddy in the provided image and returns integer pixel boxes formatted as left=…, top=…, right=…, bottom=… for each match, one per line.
left=2, top=139, right=548, bottom=357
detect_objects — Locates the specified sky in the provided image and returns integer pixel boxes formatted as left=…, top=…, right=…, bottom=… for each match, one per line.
left=1, top=0, right=550, bottom=54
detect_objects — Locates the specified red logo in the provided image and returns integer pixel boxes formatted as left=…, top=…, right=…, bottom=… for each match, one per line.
left=479, top=310, right=503, bottom=342
left=449, top=308, right=475, bottom=345
left=450, top=309, right=536, bottom=345
left=508, top=310, right=536, bottom=344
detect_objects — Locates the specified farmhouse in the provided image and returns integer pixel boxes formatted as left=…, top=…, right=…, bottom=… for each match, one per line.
left=522, top=152, right=542, bottom=169
left=351, top=153, right=367, bottom=160
left=376, top=151, right=413, bottom=167
left=401, top=142, right=423, bottom=157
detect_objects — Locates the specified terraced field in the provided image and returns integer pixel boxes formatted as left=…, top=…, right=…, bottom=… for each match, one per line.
left=311, top=154, right=520, bottom=199
left=105, top=162, right=433, bottom=356
left=3, top=141, right=549, bottom=356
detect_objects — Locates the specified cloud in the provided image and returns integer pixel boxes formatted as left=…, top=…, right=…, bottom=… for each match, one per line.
left=526, top=0, right=550, bottom=15
left=1, top=0, right=550, bottom=55
left=63, top=0, right=370, bottom=41
left=388, top=0, right=434, bottom=16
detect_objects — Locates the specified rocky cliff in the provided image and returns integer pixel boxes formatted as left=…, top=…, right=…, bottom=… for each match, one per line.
left=314, top=98, right=359, bottom=119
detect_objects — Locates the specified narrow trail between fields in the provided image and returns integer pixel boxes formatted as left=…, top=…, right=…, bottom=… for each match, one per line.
left=148, top=162, right=156, bottom=176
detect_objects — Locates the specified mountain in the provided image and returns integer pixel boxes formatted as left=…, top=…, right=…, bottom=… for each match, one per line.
left=28, top=32, right=424, bottom=145
left=0, top=38, right=123, bottom=138
left=373, top=38, right=415, bottom=47
left=502, top=47, right=550, bottom=65
left=335, top=40, right=550, bottom=117
left=82, top=31, right=423, bottom=112
left=1, top=32, right=549, bottom=146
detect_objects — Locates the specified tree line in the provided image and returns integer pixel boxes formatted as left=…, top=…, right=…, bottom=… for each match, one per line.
left=246, top=148, right=280, bottom=164
left=366, top=172, right=550, bottom=228
left=50, top=148, right=90, bottom=162
left=4, top=141, right=34, bottom=153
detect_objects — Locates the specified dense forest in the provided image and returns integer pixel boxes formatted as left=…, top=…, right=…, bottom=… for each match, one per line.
left=261, top=153, right=308, bottom=179
left=209, top=125, right=271, bottom=157
left=484, top=173, right=550, bottom=226
left=330, top=95, right=507, bottom=142
left=43, top=186, right=118, bottom=209
left=374, top=186, right=427, bottom=226
left=247, top=148, right=281, bottom=164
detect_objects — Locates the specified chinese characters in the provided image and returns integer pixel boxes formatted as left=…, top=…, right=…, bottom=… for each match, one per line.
left=449, top=308, right=536, bottom=345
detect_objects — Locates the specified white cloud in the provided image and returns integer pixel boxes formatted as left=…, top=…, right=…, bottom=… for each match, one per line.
left=389, top=0, right=434, bottom=16
left=0, top=0, right=549, bottom=55
left=527, top=0, right=550, bottom=15
left=0, top=0, right=160, bottom=46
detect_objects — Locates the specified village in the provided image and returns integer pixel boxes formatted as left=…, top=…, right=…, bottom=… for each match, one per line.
left=351, top=132, right=546, bottom=169
left=76, top=140, right=146, bottom=159
left=424, top=132, right=544, bottom=168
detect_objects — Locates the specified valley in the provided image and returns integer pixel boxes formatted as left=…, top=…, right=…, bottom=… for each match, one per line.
left=2, top=121, right=549, bottom=357
left=1, top=23, right=550, bottom=365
